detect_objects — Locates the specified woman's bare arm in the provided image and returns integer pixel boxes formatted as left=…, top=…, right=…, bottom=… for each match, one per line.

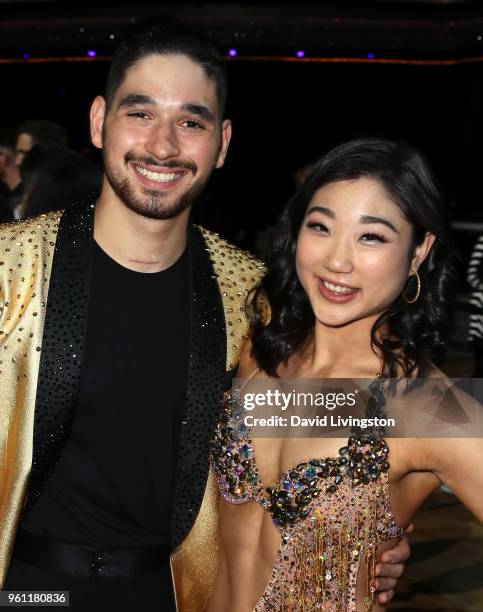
left=426, top=436, right=483, bottom=522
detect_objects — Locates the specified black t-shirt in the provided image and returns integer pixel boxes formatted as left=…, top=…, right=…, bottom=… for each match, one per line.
left=23, top=240, right=190, bottom=548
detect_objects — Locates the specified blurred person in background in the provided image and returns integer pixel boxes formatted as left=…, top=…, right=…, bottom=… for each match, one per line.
left=17, top=143, right=102, bottom=219
left=467, top=233, right=483, bottom=376
left=0, top=129, right=21, bottom=222
left=15, top=119, right=68, bottom=168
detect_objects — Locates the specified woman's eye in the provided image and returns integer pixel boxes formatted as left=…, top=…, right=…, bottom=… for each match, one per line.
left=360, top=232, right=387, bottom=243
left=307, top=222, right=329, bottom=233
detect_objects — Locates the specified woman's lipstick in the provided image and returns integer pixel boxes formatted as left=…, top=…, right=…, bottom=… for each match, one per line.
left=317, top=278, right=359, bottom=303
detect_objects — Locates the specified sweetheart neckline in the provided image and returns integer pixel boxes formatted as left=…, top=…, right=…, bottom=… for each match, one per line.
left=213, top=385, right=392, bottom=529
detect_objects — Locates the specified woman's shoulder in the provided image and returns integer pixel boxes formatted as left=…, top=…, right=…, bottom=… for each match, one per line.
left=236, top=338, right=267, bottom=381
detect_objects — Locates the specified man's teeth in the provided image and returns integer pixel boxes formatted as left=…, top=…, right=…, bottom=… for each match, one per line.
left=135, top=165, right=181, bottom=182
left=322, top=280, right=355, bottom=294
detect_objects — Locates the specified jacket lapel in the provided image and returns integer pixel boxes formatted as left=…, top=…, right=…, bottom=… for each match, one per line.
left=22, top=202, right=94, bottom=518
left=170, top=225, right=227, bottom=549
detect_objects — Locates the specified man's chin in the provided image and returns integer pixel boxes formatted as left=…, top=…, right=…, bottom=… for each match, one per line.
left=122, top=193, right=192, bottom=221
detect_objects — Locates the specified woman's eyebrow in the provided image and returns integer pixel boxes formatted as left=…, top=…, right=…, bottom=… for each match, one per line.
left=359, top=215, right=399, bottom=234
left=306, top=205, right=335, bottom=218
left=306, top=206, right=399, bottom=234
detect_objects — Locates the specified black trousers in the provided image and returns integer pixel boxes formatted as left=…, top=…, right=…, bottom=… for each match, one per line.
left=3, top=555, right=176, bottom=611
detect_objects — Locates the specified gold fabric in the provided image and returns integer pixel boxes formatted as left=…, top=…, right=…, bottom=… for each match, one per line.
left=0, top=212, right=62, bottom=588
left=171, top=228, right=265, bottom=611
left=0, top=213, right=265, bottom=611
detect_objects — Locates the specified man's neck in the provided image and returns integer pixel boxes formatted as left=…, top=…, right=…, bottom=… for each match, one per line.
left=93, top=191, right=190, bottom=274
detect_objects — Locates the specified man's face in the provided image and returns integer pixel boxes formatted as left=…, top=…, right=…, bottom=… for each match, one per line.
left=15, top=132, right=33, bottom=167
left=90, top=53, right=231, bottom=220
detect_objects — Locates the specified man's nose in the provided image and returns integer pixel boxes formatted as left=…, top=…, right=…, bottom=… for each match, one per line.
left=145, top=124, right=180, bottom=160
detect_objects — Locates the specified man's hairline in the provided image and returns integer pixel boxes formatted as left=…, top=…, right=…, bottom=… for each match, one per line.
left=105, top=50, right=225, bottom=121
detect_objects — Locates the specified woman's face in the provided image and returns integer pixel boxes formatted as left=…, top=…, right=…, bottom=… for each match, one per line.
left=295, top=176, right=434, bottom=329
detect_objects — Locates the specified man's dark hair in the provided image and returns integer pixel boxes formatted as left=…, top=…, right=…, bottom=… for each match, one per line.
left=16, top=120, right=68, bottom=149
left=105, top=16, right=227, bottom=118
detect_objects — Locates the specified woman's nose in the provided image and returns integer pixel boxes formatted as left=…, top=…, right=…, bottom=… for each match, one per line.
left=323, top=237, right=354, bottom=274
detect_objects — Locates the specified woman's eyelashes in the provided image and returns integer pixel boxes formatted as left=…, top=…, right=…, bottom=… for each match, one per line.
left=306, top=221, right=389, bottom=244
left=306, top=221, right=329, bottom=233
left=359, top=232, right=388, bottom=243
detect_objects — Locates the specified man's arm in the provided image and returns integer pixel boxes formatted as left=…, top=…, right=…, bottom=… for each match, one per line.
left=373, top=525, right=412, bottom=604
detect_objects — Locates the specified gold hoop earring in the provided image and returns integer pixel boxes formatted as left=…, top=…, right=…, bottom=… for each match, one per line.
left=403, top=270, right=421, bottom=304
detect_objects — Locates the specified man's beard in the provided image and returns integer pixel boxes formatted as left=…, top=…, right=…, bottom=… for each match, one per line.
left=105, top=153, right=208, bottom=220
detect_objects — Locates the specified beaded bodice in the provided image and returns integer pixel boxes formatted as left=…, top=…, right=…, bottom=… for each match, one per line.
left=210, top=384, right=403, bottom=611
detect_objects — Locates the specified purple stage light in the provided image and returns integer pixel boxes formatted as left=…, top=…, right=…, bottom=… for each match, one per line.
left=228, top=49, right=237, bottom=57
left=87, top=50, right=97, bottom=58
left=22, top=53, right=30, bottom=59
left=367, top=52, right=376, bottom=59
left=296, top=50, right=305, bottom=58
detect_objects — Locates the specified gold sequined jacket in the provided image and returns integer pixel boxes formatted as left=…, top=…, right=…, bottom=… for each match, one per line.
left=0, top=203, right=265, bottom=610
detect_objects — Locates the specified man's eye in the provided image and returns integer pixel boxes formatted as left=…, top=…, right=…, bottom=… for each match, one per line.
left=128, top=112, right=149, bottom=120
left=182, top=119, right=203, bottom=129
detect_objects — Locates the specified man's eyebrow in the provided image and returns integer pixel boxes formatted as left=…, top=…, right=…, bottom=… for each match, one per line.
left=180, top=103, right=215, bottom=123
left=359, top=215, right=399, bottom=234
left=117, top=94, right=157, bottom=109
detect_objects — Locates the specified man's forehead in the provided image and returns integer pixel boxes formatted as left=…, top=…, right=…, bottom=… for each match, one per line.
left=117, top=53, right=216, bottom=102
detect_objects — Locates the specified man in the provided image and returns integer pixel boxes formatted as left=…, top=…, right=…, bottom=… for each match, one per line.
left=0, top=129, right=21, bottom=221
left=0, top=17, right=408, bottom=611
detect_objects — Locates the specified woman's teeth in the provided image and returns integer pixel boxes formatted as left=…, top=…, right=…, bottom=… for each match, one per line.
left=322, top=280, right=355, bottom=294
left=135, top=165, right=180, bottom=182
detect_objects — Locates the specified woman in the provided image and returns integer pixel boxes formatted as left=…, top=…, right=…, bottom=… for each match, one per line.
left=208, top=138, right=483, bottom=611
left=16, top=143, right=101, bottom=219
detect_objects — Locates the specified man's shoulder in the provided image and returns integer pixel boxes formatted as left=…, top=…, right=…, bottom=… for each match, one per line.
left=0, top=209, right=64, bottom=240
left=197, top=225, right=266, bottom=284
left=0, top=210, right=64, bottom=272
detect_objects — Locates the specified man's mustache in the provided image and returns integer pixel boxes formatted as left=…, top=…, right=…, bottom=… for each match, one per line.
left=125, top=153, right=197, bottom=173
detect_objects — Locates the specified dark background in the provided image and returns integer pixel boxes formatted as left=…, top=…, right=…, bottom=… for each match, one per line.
left=1, top=3, right=483, bottom=609
left=2, top=0, right=483, bottom=246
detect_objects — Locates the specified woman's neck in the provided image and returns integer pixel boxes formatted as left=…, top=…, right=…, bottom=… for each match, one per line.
left=287, top=316, right=384, bottom=379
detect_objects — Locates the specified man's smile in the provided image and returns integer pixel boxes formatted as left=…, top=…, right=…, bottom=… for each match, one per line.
left=131, top=162, right=190, bottom=188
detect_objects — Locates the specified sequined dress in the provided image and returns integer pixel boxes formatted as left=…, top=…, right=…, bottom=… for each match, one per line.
left=210, top=384, right=403, bottom=611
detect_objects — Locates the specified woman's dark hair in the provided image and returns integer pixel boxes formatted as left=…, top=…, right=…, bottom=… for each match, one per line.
left=250, top=137, right=458, bottom=379
left=105, top=16, right=227, bottom=118
left=16, top=120, right=68, bottom=149
left=20, top=144, right=102, bottom=217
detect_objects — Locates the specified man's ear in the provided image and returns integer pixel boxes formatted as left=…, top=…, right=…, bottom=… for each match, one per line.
left=410, top=231, right=436, bottom=273
left=215, top=119, right=232, bottom=169
left=90, top=96, right=107, bottom=150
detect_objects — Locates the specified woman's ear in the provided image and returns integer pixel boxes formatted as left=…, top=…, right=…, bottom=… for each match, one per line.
left=410, top=232, right=436, bottom=273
